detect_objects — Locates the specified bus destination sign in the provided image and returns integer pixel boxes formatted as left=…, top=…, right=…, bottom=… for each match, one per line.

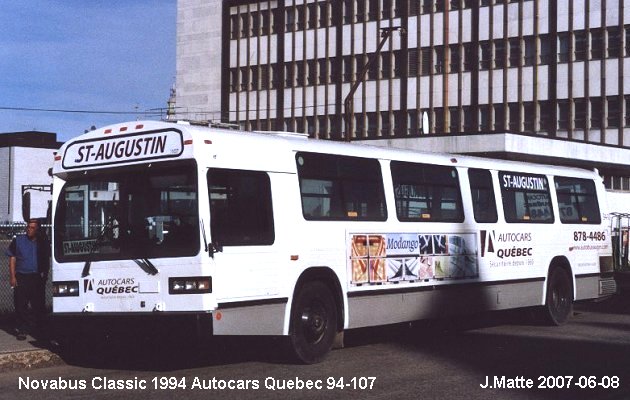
left=62, top=129, right=184, bottom=169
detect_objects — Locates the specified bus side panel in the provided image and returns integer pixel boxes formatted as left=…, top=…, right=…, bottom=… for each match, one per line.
left=213, top=301, right=288, bottom=335
left=347, top=280, right=545, bottom=329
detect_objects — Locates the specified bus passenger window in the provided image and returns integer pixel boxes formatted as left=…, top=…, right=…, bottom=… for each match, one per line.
left=391, top=161, right=464, bottom=222
left=554, top=177, right=601, bottom=224
left=207, top=169, right=275, bottom=246
left=296, top=152, right=387, bottom=221
left=499, top=171, right=554, bottom=223
left=468, top=169, right=498, bottom=223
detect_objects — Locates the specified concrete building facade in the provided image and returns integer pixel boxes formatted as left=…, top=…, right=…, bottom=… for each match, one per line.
left=175, top=0, right=630, bottom=211
left=0, top=132, right=61, bottom=223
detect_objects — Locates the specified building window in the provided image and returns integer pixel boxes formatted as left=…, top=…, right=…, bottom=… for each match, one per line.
left=241, top=13, right=251, bottom=37
left=539, top=101, right=552, bottom=132
left=393, top=111, right=405, bottom=135
left=261, top=10, right=270, bottom=35
left=393, top=50, right=403, bottom=77
left=381, top=111, right=391, bottom=135
left=382, top=52, right=393, bottom=79
left=286, top=8, right=295, bottom=32
left=408, top=111, right=419, bottom=135
left=251, top=66, right=259, bottom=91
left=494, top=40, right=506, bottom=69
left=626, top=25, right=630, bottom=56
left=344, top=0, right=354, bottom=23
left=558, top=33, right=570, bottom=63
left=319, top=2, right=330, bottom=27
left=494, top=104, right=505, bottom=131
left=509, top=38, right=521, bottom=67
left=307, top=3, right=317, bottom=29
left=296, top=62, right=306, bottom=86
left=252, top=11, right=261, bottom=36
left=480, top=105, right=491, bottom=131
left=463, top=43, right=475, bottom=71
left=608, top=27, right=622, bottom=58
left=296, top=5, right=306, bottom=30
left=608, top=96, right=620, bottom=128
left=523, top=37, right=536, bottom=66
left=307, top=59, right=317, bottom=86
left=574, top=98, right=587, bottom=130
left=435, top=108, right=444, bottom=133
left=422, top=0, right=433, bottom=14
left=435, top=46, right=445, bottom=73
left=230, top=14, right=239, bottom=39
left=591, top=97, right=602, bottom=129
left=558, top=100, right=569, bottom=130
left=463, top=106, right=475, bottom=131
left=240, top=67, right=250, bottom=91
left=480, top=41, right=492, bottom=70
left=285, top=63, right=295, bottom=87
left=508, top=103, right=519, bottom=131
left=318, top=59, right=329, bottom=85
left=367, top=112, right=378, bottom=136
left=626, top=95, right=630, bottom=127
left=421, top=48, right=432, bottom=75
left=523, top=102, right=535, bottom=132
left=540, top=35, right=553, bottom=64
left=449, top=45, right=461, bottom=73
left=408, top=48, right=419, bottom=76
left=344, top=56, right=354, bottom=82
left=575, top=31, right=587, bottom=61
left=449, top=108, right=460, bottom=133
left=591, top=29, right=604, bottom=59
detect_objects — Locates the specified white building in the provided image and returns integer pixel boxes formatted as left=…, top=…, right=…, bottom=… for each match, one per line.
left=0, top=132, right=61, bottom=223
left=175, top=0, right=630, bottom=213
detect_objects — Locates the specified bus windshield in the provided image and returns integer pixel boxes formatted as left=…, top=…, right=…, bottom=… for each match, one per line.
left=54, top=160, right=199, bottom=262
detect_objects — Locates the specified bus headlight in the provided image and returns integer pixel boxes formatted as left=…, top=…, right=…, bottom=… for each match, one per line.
left=53, top=281, right=80, bottom=297
left=169, top=277, right=212, bottom=294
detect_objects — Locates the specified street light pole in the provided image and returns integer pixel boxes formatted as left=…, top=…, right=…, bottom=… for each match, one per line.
left=343, top=26, right=401, bottom=142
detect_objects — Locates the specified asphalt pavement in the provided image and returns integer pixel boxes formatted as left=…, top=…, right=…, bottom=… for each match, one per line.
left=0, top=316, right=63, bottom=372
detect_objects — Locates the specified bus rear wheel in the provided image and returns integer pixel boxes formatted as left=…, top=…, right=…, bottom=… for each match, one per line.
left=544, top=268, right=573, bottom=326
left=289, top=281, right=337, bottom=364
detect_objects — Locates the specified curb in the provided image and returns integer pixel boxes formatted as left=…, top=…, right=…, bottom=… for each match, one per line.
left=0, top=349, right=64, bottom=373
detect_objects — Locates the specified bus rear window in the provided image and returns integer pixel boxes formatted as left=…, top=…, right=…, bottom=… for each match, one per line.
left=555, top=177, right=601, bottom=224
left=296, top=152, right=387, bottom=221
left=500, top=171, right=554, bottom=223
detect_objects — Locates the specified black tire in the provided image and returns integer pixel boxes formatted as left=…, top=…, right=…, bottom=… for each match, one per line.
left=544, top=268, right=573, bottom=326
left=289, top=281, right=338, bottom=364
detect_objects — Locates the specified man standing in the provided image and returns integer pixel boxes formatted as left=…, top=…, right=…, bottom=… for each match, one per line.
left=5, top=219, right=51, bottom=340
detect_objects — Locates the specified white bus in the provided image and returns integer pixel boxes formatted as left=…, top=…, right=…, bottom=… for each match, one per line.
left=51, top=120, right=616, bottom=363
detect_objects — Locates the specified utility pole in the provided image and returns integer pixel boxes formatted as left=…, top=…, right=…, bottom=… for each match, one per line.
left=343, top=26, right=402, bottom=142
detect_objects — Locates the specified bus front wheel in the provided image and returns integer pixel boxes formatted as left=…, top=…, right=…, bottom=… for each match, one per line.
left=289, top=281, right=338, bottom=364
left=544, top=268, right=573, bottom=326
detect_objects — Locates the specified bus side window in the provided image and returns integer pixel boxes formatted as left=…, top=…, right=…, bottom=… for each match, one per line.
left=391, top=161, right=464, bottom=222
left=468, top=168, right=498, bottom=223
left=554, top=176, right=601, bottom=224
left=296, top=152, right=387, bottom=221
left=207, top=169, right=275, bottom=246
left=499, top=171, right=554, bottom=223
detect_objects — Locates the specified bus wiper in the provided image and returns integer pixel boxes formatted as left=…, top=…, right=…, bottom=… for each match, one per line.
left=81, top=218, right=118, bottom=278
left=133, top=258, right=159, bottom=275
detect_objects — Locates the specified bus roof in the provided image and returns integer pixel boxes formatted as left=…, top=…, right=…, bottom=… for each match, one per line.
left=53, top=120, right=599, bottom=179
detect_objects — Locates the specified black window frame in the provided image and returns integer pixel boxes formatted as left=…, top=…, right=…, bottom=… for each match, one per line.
left=499, top=171, right=554, bottom=223
left=468, top=168, right=498, bottom=223
left=391, top=161, right=464, bottom=223
left=207, top=168, right=275, bottom=247
left=296, top=152, right=387, bottom=221
left=554, top=177, right=601, bottom=224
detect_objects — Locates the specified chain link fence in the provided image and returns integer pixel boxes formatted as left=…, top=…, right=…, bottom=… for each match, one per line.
left=0, top=224, right=53, bottom=319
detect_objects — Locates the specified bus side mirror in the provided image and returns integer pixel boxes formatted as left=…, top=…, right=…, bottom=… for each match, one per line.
left=22, top=192, right=31, bottom=222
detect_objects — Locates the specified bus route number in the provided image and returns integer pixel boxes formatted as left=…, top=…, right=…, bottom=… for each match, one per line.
left=573, top=231, right=606, bottom=242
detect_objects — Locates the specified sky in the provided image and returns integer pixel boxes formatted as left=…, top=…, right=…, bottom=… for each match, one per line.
left=0, top=1, right=176, bottom=143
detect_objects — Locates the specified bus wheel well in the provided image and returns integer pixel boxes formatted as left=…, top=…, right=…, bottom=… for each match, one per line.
left=548, top=256, right=573, bottom=287
left=292, top=267, right=344, bottom=333
left=544, top=256, right=574, bottom=325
